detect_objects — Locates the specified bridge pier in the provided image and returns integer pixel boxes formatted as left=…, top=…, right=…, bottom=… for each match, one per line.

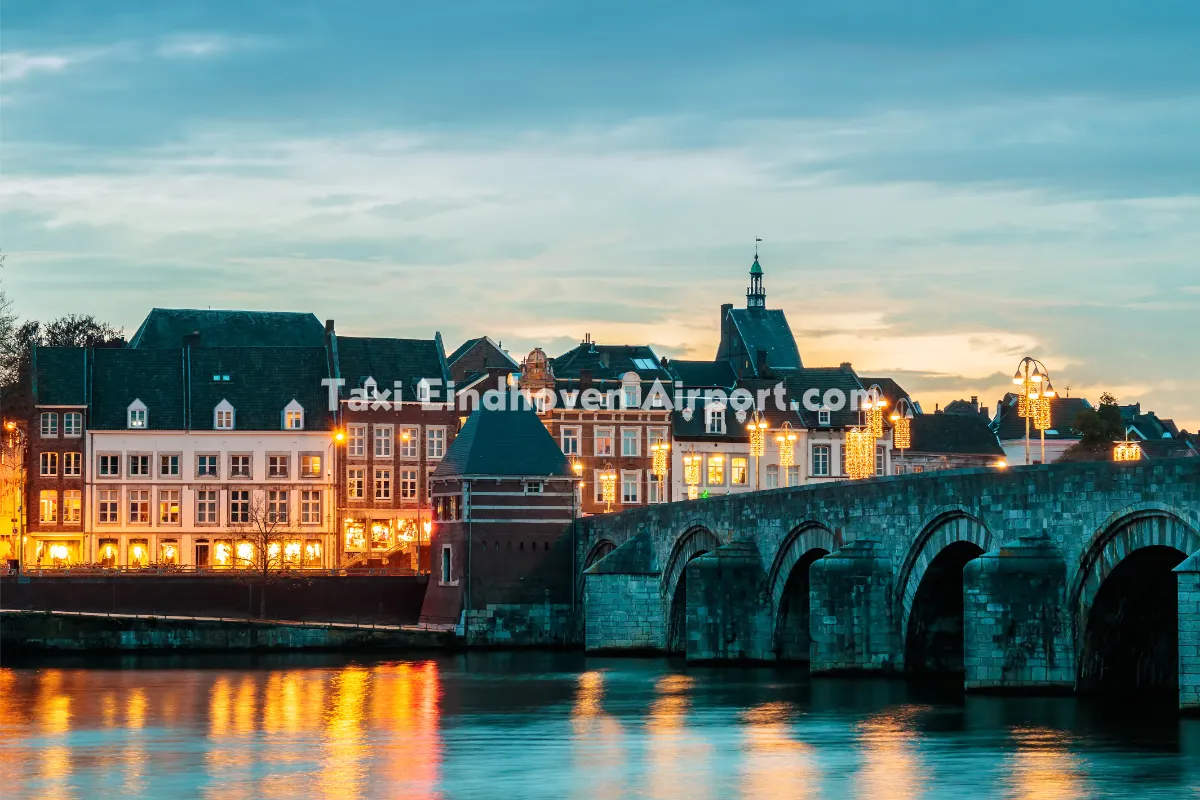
left=962, top=533, right=1073, bottom=692
left=809, top=539, right=901, bottom=673
left=1175, top=552, right=1200, bottom=714
left=683, top=540, right=774, bottom=661
left=582, top=532, right=665, bottom=652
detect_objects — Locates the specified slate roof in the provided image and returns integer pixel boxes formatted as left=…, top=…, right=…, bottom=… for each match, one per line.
left=665, top=359, right=737, bottom=388
left=128, top=308, right=325, bottom=349
left=90, top=349, right=187, bottom=430
left=434, top=404, right=572, bottom=478
left=446, top=337, right=483, bottom=365
left=726, top=308, right=803, bottom=374
left=550, top=343, right=671, bottom=384
left=858, top=376, right=913, bottom=412
left=993, top=394, right=1093, bottom=440
left=188, top=347, right=333, bottom=430
left=910, top=413, right=1004, bottom=456
left=1139, top=438, right=1199, bottom=460
left=31, top=346, right=88, bottom=406
left=780, top=367, right=867, bottom=428
left=335, top=335, right=449, bottom=401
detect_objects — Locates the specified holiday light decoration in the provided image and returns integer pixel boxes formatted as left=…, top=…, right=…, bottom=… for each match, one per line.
left=890, top=398, right=914, bottom=454
left=1012, top=358, right=1055, bottom=464
left=863, top=386, right=888, bottom=440
left=683, top=449, right=701, bottom=500
left=747, top=413, right=768, bottom=458
left=599, top=462, right=618, bottom=511
left=651, top=442, right=670, bottom=481
left=845, top=427, right=875, bottom=480
left=1114, top=439, right=1142, bottom=462
left=775, top=421, right=797, bottom=471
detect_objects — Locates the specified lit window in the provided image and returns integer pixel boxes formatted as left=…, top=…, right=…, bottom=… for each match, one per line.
left=40, top=412, right=58, bottom=437
left=301, top=455, right=321, bottom=478
left=63, top=412, right=82, bottom=437
left=159, top=489, right=180, bottom=524
left=127, top=400, right=147, bottom=429
left=706, top=454, right=725, bottom=486
left=731, top=457, right=748, bottom=485
left=39, top=490, right=58, bottom=522
left=347, top=468, right=365, bottom=499
left=283, top=401, right=304, bottom=430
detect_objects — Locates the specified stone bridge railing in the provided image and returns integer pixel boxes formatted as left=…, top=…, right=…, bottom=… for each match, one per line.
left=577, top=459, right=1200, bottom=710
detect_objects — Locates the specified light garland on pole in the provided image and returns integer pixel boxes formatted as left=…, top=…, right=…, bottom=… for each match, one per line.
left=845, top=427, right=874, bottom=480
left=651, top=442, right=670, bottom=481
left=598, top=462, right=617, bottom=512
left=889, top=397, right=915, bottom=471
left=1012, top=357, right=1056, bottom=465
left=775, top=421, right=797, bottom=487
left=747, top=410, right=768, bottom=491
left=1113, top=438, right=1142, bottom=462
left=682, top=447, right=701, bottom=501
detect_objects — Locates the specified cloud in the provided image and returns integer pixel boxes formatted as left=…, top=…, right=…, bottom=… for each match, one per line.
left=155, top=34, right=266, bottom=59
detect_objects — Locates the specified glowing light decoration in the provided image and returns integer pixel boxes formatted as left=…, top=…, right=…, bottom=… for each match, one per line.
left=344, top=520, right=366, bottom=551
left=304, top=541, right=322, bottom=565
left=845, top=427, right=875, bottom=481
left=49, top=544, right=70, bottom=563
left=599, top=462, right=617, bottom=511
left=890, top=398, right=914, bottom=453
left=747, top=413, right=768, bottom=458
left=775, top=422, right=797, bottom=470
left=1114, top=440, right=1141, bottom=462
left=236, top=541, right=253, bottom=566
left=1012, top=358, right=1054, bottom=465
left=651, top=442, right=670, bottom=481
left=214, top=542, right=232, bottom=566
left=161, top=543, right=178, bottom=564
left=284, top=540, right=302, bottom=564
left=683, top=449, right=701, bottom=500
left=130, top=543, right=147, bottom=567
left=862, top=386, right=887, bottom=440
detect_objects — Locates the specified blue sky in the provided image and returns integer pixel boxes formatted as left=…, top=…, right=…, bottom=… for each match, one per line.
left=3, top=1, right=1199, bottom=428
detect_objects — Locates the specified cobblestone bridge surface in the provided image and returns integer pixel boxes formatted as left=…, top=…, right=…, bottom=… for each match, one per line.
left=577, top=459, right=1200, bottom=711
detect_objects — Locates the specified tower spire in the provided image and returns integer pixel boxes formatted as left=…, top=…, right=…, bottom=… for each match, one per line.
left=747, top=238, right=766, bottom=309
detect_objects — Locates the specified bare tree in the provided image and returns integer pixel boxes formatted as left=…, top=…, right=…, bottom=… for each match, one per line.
left=228, top=487, right=308, bottom=617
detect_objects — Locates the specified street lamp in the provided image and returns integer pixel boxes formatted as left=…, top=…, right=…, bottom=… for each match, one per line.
left=1113, top=438, right=1141, bottom=462
left=1011, top=357, right=1056, bottom=465
left=598, top=462, right=617, bottom=512
left=774, top=422, right=797, bottom=487
left=2, top=421, right=28, bottom=571
left=682, top=447, right=701, bottom=500
left=889, top=398, right=915, bottom=472
left=747, top=411, right=768, bottom=490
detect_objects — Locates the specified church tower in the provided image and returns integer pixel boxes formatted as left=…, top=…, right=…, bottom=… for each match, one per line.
left=746, top=252, right=766, bottom=309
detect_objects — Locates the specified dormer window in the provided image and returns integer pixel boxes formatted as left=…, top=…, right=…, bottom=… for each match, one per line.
left=705, top=403, right=726, bottom=435
left=283, top=399, right=305, bottom=430
left=214, top=400, right=235, bottom=430
left=818, top=408, right=831, bottom=426
left=363, top=378, right=378, bottom=399
left=621, top=373, right=640, bottom=409
left=127, top=400, right=148, bottom=429
left=417, top=378, right=431, bottom=404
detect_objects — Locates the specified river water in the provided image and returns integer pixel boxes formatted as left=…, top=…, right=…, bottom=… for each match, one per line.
left=1, top=652, right=1197, bottom=799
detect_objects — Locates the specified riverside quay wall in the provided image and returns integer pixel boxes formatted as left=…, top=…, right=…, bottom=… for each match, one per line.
left=577, top=459, right=1200, bottom=711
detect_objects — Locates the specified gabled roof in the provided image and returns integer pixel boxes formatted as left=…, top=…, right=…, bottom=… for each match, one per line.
left=910, top=413, right=1004, bottom=456
left=31, top=346, right=88, bottom=406
left=91, top=349, right=187, bottom=430
left=550, top=342, right=671, bottom=383
left=725, top=308, right=802, bottom=375
left=188, top=347, right=333, bottom=430
left=858, top=376, right=915, bottom=412
left=993, top=394, right=1093, bottom=441
left=1138, top=437, right=1199, bottom=460
left=434, top=404, right=572, bottom=478
left=446, top=337, right=483, bottom=365
left=335, top=335, right=449, bottom=401
left=665, top=359, right=737, bottom=388
left=780, top=367, right=866, bottom=428
left=128, top=308, right=325, bottom=349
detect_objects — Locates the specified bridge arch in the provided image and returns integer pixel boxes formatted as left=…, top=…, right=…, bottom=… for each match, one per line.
left=662, top=525, right=722, bottom=654
left=768, top=521, right=837, bottom=660
left=1072, top=504, right=1200, bottom=692
left=897, top=509, right=994, bottom=674
left=583, top=538, right=618, bottom=571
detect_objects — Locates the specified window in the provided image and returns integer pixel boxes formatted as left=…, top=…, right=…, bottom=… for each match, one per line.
left=128, top=490, right=150, bottom=524
left=127, top=401, right=147, bottom=429
left=230, top=454, right=251, bottom=478
left=764, top=464, right=779, bottom=489
left=648, top=474, right=665, bottom=504
left=63, top=490, right=81, bottom=523
left=594, top=470, right=607, bottom=504
left=594, top=427, right=614, bottom=457
left=98, top=454, right=120, bottom=477
left=301, top=490, right=321, bottom=524
left=128, top=454, right=150, bottom=477
left=268, top=455, right=289, bottom=479
left=229, top=490, right=250, bottom=524
left=375, top=425, right=393, bottom=458
left=159, top=489, right=180, bottom=524
left=300, top=455, right=321, bottom=478
left=913, top=465, right=925, bottom=474
left=622, top=375, right=640, bottom=409
left=427, top=427, right=445, bottom=459
left=160, top=454, right=179, bottom=477
left=399, top=427, right=419, bottom=458
left=706, top=404, right=726, bottom=434
left=632, top=357, right=658, bottom=371
left=561, top=426, right=581, bottom=456
left=648, top=427, right=668, bottom=448
left=440, top=545, right=452, bottom=584
left=98, top=489, right=118, bottom=523
left=268, top=490, right=288, bottom=523
left=876, top=445, right=886, bottom=477
left=818, top=408, right=831, bottom=426
left=196, top=489, right=218, bottom=524
left=197, top=454, right=218, bottom=478
left=706, top=454, right=725, bottom=486
left=284, top=401, right=304, bottom=430
left=400, top=469, right=417, bottom=500
left=524, top=481, right=544, bottom=495
left=621, top=470, right=639, bottom=504
left=348, top=468, right=365, bottom=499
left=417, top=379, right=431, bottom=403
left=214, top=403, right=235, bottom=430
left=63, top=452, right=81, bottom=477
left=39, top=490, right=57, bottom=523
left=787, top=465, right=800, bottom=486
left=63, top=412, right=82, bottom=437
left=39, top=452, right=58, bottom=477
left=731, top=457, right=748, bottom=485
left=347, top=425, right=367, bottom=458
left=40, top=412, right=58, bottom=437
left=621, top=428, right=640, bottom=457
left=812, top=444, right=830, bottom=477
left=375, top=469, right=392, bottom=500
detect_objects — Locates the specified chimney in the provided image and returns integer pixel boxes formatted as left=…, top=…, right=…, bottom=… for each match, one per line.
left=840, top=361, right=853, bottom=372
left=325, top=319, right=335, bottom=335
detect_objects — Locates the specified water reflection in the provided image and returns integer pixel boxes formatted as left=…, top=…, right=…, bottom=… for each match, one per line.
left=0, top=656, right=1197, bottom=799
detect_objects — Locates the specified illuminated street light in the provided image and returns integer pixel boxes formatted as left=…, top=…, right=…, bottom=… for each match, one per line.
left=747, top=410, right=768, bottom=490
left=1012, top=357, right=1054, bottom=465
left=775, top=422, right=797, bottom=486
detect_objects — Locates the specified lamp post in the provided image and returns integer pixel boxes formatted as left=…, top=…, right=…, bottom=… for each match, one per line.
left=682, top=446, right=701, bottom=500
left=569, top=456, right=585, bottom=512
left=774, top=421, right=797, bottom=487
left=1011, top=357, right=1056, bottom=465
left=598, top=462, right=617, bottom=512
left=889, top=398, right=915, bottom=473
left=650, top=442, right=670, bottom=501
left=3, top=421, right=28, bottom=572
left=747, top=411, right=768, bottom=491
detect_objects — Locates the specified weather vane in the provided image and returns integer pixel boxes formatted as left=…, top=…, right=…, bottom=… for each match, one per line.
left=755, top=237, right=762, bottom=258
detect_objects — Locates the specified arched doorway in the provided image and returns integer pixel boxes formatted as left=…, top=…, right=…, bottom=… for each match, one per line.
left=904, top=541, right=985, bottom=675
left=1078, top=545, right=1186, bottom=693
left=774, top=548, right=830, bottom=661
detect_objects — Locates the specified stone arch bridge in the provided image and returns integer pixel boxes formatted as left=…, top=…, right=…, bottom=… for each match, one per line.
left=577, top=459, right=1200, bottom=710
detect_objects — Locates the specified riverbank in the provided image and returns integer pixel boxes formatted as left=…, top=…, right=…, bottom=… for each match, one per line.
left=0, top=610, right=457, bottom=655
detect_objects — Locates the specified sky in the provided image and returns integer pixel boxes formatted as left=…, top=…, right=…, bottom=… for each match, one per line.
left=2, top=1, right=1199, bottom=428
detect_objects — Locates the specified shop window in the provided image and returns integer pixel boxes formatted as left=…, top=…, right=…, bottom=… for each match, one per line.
left=128, top=539, right=149, bottom=568
left=98, top=539, right=119, bottom=568
left=160, top=540, right=179, bottom=566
